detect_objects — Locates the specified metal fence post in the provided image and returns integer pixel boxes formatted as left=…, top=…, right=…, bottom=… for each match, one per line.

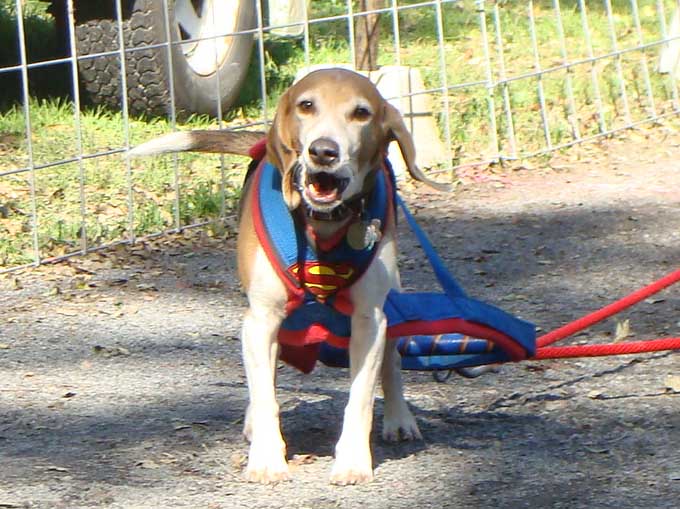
left=14, top=0, right=41, bottom=267
left=477, top=0, right=500, bottom=163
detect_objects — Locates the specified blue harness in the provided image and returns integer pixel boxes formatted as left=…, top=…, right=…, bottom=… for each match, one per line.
left=250, top=158, right=536, bottom=373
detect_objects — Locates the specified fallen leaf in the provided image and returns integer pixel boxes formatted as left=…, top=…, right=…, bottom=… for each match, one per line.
left=587, top=390, right=604, bottom=400
left=503, top=293, right=528, bottom=301
left=0, top=344, right=10, bottom=350
left=644, top=298, right=665, bottom=304
left=230, top=452, right=247, bottom=469
left=289, top=454, right=317, bottom=466
left=93, top=345, right=131, bottom=357
left=136, top=460, right=160, bottom=470
left=664, top=375, right=680, bottom=393
left=614, top=319, right=630, bottom=342
left=43, top=286, right=61, bottom=297
left=73, top=265, right=96, bottom=275
left=70, top=277, right=91, bottom=291
left=544, top=400, right=566, bottom=411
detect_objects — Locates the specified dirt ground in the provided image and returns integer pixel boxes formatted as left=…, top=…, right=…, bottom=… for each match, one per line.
left=1, top=128, right=679, bottom=509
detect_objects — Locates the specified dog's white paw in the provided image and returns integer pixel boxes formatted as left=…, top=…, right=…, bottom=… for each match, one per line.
left=382, top=406, right=422, bottom=442
left=245, top=441, right=290, bottom=484
left=330, top=445, right=373, bottom=485
left=329, top=461, right=373, bottom=485
left=245, top=455, right=290, bottom=484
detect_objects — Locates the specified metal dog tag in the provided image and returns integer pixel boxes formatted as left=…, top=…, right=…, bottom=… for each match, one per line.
left=347, top=219, right=382, bottom=250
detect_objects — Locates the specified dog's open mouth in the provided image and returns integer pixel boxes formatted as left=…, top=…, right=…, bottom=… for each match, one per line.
left=304, top=171, right=350, bottom=205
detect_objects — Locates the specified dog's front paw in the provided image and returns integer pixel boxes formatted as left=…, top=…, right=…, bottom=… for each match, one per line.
left=245, top=444, right=290, bottom=484
left=245, top=458, right=290, bottom=484
left=330, top=451, right=373, bottom=485
left=382, top=409, right=422, bottom=442
left=329, top=465, right=373, bottom=485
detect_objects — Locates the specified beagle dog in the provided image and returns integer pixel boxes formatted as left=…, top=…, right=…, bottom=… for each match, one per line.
left=130, top=68, right=448, bottom=485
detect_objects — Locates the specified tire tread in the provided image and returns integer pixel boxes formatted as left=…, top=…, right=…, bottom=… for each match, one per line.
left=75, top=0, right=170, bottom=116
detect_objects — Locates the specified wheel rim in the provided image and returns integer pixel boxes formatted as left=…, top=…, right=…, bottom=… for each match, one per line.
left=174, top=0, right=242, bottom=76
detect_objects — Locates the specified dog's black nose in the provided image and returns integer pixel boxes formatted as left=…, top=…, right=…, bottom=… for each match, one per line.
left=308, top=138, right=340, bottom=166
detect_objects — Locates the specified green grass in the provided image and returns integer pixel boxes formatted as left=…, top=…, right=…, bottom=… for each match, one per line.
left=1, top=0, right=680, bottom=268
left=0, top=100, right=247, bottom=266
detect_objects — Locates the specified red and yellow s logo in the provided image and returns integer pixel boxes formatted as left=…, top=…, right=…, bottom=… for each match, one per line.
left=289, top=262, right=355, bottom=299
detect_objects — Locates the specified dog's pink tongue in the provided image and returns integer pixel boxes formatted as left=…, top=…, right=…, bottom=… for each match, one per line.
left=309, top=183, right=338, bottom=203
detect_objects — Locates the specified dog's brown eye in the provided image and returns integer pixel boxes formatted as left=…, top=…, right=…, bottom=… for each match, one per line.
left=353, top=106, right=372, bottom=121
left=297, top=99, right=315, bottom=113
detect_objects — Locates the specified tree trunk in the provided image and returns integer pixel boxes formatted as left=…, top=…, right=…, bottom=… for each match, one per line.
left=354, top=0, right=383, bottom=71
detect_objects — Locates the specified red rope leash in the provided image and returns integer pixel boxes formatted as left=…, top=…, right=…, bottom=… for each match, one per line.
left=534, top=337, right=680, bottom=359
left=529, top=268, right=680, bottom=360
left=536, top=268, right=680, bottom=348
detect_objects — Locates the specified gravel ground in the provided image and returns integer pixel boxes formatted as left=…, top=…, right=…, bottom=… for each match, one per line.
left=1, top=131, right=679, bottom=508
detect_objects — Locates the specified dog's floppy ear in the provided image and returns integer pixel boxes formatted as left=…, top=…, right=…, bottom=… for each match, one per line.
left=383, top=102, right=451, bottom=192
left=267, top=89, right=302, bottom=210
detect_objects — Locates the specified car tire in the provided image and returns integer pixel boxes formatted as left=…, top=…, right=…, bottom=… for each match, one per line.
left=74, top=0, right=256, bottom=117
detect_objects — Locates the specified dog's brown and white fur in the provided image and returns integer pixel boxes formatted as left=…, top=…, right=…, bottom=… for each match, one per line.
left=130, top=68, right=448, bottom=485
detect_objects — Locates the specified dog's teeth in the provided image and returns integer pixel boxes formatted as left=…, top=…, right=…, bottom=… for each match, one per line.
left=308, top=184, right=338, bottom=203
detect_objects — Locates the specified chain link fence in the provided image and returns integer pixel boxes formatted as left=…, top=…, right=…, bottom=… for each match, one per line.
left=1, top=0, right=679, bottom=273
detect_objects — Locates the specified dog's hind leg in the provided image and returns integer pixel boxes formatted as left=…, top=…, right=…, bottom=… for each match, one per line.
left=379, top=272, right=421, bottom=442
left=381, top=339, right=422, bottom=442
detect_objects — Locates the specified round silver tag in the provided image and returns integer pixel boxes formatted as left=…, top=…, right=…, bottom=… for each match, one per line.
left=347, top=219, right=382, bottom=250
left=347, top=222, right=368, bottom=250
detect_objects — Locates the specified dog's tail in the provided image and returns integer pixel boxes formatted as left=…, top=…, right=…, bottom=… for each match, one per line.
left=127, top=130, right=265, bottom=158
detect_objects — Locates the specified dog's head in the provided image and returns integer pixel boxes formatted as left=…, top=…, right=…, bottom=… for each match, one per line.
left=267, top=68, right=448, bottom=212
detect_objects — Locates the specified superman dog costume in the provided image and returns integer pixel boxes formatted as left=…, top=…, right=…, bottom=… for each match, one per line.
left=246, top=141, right=535, bottom=373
